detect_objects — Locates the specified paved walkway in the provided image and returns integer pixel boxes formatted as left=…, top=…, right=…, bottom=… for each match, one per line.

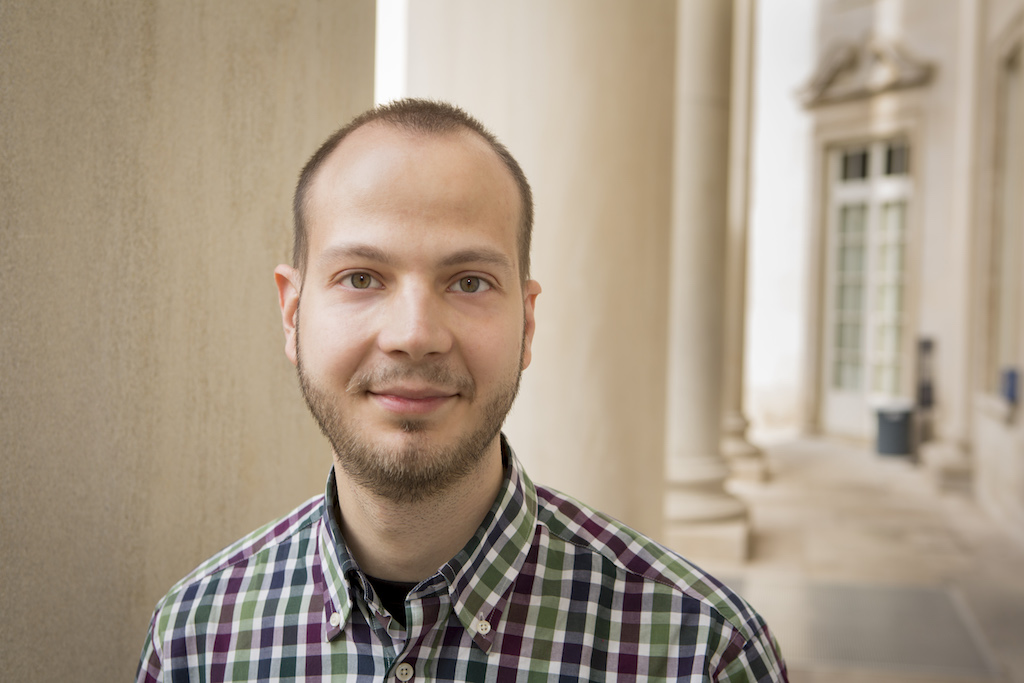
left=702, top=436, right=1024, bottom=683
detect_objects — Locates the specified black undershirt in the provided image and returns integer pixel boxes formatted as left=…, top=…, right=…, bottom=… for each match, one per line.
left=366, top=575, right=417, bottom=628
left=355, top=444, right=511, bottom=630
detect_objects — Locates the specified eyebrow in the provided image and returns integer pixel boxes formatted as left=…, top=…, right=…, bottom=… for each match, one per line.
left=316, top=243, right=395, bottom=269
left=317, top=243, right=514, bottom=274
left=438, top=248, right=514, bottom=272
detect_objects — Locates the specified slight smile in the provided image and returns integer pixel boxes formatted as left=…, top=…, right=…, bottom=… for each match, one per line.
left=368, top=387, right=459, bottom=415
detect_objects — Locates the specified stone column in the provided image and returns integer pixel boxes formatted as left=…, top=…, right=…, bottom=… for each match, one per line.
left=920, top=0, right=985, bottom=490
left=664, top=0, right=750, bottom=561
left=405, top=0, right=676, bottom=539
left=721, top=0, right=769, bottom=480
left=0, top=3, right=375, bottom=680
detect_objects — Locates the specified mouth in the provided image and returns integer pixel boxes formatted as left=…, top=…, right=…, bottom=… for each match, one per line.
left=367, top=385, right=459, bottom=415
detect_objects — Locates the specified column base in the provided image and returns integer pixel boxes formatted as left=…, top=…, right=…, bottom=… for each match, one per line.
left=721, top=412, right=770, bottom=481
left=663, top=517, right=751, bottom=564
left=722, top=435, right=770, bottom=481
left=919, top=440, right=972, bottom=493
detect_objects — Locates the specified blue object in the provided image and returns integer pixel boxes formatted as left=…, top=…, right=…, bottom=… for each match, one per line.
left=1001, top=368, right=1018, bottom=405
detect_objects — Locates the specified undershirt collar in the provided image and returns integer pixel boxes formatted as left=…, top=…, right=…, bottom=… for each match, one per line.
left=364, top=575, right=417, bottom=628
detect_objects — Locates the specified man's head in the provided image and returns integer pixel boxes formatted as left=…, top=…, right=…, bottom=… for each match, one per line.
left=275, top=99, right=540, bottom=503
left=292, top=99, right=534, bottom=283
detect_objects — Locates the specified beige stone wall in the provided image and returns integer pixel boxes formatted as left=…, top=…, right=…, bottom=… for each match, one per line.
left=0, top=2, right=374, bottom=679
left=973, top=403, right=1024, bottom=542
left=405, top=0, right=676, bottom=538
left=972, top=0, right=1024, bottom=540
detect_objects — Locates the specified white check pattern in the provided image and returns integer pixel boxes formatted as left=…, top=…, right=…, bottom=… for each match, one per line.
left=137, top=438, right=787, bottom=681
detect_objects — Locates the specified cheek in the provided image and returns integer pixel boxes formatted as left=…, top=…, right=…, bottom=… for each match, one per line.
left=298, top=304, right=371, bottom=376
left=459, top=315, right=525, bottom=379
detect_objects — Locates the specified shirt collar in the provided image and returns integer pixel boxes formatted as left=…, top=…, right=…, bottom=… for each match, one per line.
left=441, top=436, right=537, bottom=650
left=318, top=468, right=356, bottom=641
left=315, top=435, right=539, bottom=650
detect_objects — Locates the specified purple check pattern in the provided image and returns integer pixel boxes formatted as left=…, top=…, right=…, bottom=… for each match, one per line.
left=137, top=439, right=787, bottom=681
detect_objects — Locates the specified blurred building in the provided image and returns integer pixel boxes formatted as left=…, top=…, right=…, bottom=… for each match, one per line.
left=795, top=0, right=1024, bottom=540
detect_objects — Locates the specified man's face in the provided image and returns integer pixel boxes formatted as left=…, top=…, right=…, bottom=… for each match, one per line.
left=276, top=123, right=539, bottom=502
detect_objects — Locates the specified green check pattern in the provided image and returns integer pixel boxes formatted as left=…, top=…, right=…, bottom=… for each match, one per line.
left=137, top=439, right=787, bottom=681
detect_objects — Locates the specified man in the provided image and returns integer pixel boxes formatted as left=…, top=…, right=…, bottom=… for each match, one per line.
left=137, top=99, right=787, bottom=681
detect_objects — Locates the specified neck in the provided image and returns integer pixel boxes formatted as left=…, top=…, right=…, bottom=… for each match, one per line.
left=333, top=437, right=505, bottom=583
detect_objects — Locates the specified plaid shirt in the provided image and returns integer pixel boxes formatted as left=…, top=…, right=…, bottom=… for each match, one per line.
left=137, top=440, right=787, bottom=681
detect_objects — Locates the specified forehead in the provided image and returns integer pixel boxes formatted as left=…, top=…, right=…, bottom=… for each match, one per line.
left=304, top=123, right=520, bottom=254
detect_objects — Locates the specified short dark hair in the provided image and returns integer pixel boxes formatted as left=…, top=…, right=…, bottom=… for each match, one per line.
left=292, top=98, right=533, bottom=281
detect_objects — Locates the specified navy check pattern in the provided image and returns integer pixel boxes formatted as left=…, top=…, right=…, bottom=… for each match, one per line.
left=137, top=439, right=787, bottom=681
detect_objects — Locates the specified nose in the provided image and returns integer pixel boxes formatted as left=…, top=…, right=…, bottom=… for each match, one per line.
left=376, top=281, right=454, bottom=361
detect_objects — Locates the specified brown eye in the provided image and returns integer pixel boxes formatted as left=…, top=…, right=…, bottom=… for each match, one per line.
left=347, top=273, right=379, bottom=289
left=453, top=276, right=492, bottom=293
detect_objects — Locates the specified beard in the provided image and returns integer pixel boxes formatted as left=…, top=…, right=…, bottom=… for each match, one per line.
left=296, top=320, right=524, bottom=504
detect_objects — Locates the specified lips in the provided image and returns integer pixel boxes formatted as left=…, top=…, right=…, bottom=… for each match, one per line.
left=368, top=385, right=458, bottom=415
left=369, top=385, right=457, bottom=400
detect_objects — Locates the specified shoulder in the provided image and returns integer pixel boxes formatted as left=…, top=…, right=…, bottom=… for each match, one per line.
left=151, top=495, right=325, bottom=620
left=533, top=485, right=763, bottom=639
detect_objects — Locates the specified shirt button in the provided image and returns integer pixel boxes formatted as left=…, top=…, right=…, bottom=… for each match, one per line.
left=329, top=612, right=341, bottom=627
left=396, top=662, right=414, bottom=681
left=477, top=619, right=491, bottom=635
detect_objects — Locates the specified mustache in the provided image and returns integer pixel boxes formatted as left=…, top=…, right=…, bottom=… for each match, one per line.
left=345, top=363, right=476, bottom=400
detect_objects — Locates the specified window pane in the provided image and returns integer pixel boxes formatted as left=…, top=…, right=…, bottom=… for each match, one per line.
left=838, top=283, right=863, bottom=312
left=833, top=198, right=869, bottom=391
left=844, top=363, right=861, bottom=389
left=872, top=363, right=900, bottom=393
left=843, top=245, right=862, bottom=271
left=885, top=141, right=910, bottom=175
left=841, top=148, right=869, bottom=181
left=874, top=323, right=901, bottom=355
left=840, top=204, right=864, bottom=235
left=876, top=284, right=891, bottom=313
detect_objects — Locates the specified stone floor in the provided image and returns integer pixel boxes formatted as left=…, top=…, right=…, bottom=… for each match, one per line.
left=698, top=436, right=1024, bottom=683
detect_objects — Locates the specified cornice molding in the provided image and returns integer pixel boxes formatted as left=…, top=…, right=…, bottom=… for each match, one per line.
left=799, top=36, right=935, bottom=108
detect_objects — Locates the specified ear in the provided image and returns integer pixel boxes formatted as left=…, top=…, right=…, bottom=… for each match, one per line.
left=274, top=264, right=301, bottom=366
left=520, top=279, right=541, bottom=370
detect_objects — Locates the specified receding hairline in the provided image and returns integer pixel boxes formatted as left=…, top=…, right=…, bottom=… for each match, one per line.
left=301, top=122, right=524, bottom=266
left=292, top=100, right=534, bottom=282
left=308, top=121, right=515, bottom=204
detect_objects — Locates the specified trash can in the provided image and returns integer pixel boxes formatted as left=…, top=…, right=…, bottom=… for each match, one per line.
left=875, top=400, right=915, bottom=457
